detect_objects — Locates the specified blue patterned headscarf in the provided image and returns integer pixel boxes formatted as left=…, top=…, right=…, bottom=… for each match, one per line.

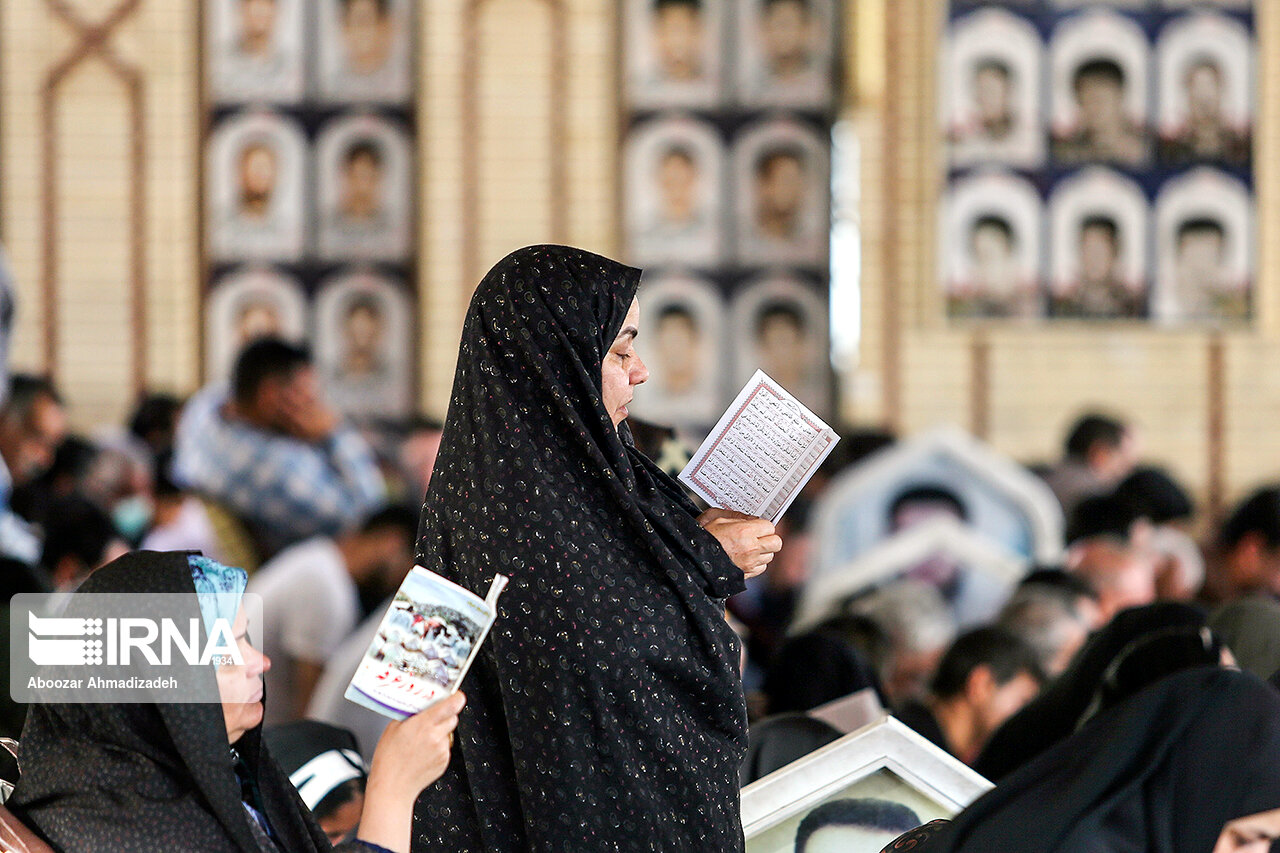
left=188, top=555, right=247, bottom=639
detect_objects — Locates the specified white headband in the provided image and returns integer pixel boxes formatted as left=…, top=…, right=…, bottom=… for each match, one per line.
left=288, top=748, right=366, bottom=811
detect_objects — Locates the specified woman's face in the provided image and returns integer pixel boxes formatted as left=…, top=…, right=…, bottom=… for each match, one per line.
left=601, top=298, right=649, bottom=429
left=216, top=604, right=270, bottom=745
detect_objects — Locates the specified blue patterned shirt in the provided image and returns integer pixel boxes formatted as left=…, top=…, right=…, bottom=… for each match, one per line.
left=172, top=384, right=384, bottom=552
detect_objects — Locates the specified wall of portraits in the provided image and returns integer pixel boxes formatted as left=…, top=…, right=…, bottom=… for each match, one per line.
left=622, top=0, right=838, bottom=432
left=940, top=1, right=1255, bottom=326
left=203, top=0, right=416, bottom=418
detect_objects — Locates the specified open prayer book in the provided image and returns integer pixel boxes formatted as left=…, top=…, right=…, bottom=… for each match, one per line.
left=345, top=566, right=507, bottom=720
left=680, top=371, right=839, bottom=524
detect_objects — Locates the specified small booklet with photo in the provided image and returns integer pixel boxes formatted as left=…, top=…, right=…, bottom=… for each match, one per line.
left=679, top=370, right=839, bottom=524
left=345, top=566, right=508, bottom=720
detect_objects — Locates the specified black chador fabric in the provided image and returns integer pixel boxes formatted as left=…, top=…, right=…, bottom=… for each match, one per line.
left=929, top=667, right=1280, bottom=853
left=973, top=601, right=1205, bottom=782
left=9, top=551, right=330, bottom=853
left=412, top=246, right=747, bottom=852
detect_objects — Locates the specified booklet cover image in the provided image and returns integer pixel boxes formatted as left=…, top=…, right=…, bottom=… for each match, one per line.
left=345, top=566, right=504, bottom=720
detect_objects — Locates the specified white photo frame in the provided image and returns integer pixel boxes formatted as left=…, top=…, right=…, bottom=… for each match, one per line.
left=810, top=426, right=1065, bottom=574
left=624, top=116, right=727, bottom=268
left=205, top=0, right=306, bottom=104
left=204, top=266, right=308, bottom=381
left=315, top=113, right=413, bottom=262
left=630, top=272, right=726, bottom=428
left=742, top=715, right=992, bottom=853
left=943, top=8, right=1045, bottom=169
left=207, top=111, right=308, bottom=263
left=1152, top=167, right=1252, bottom=324
left=316, top=0, right=413, bottom=104
left=624, top=0, right=726, bottom=110
left=796, top=515, right=1029, bottom=633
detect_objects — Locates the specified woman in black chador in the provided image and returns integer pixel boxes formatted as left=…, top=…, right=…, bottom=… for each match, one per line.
left=413, top=245, right=781, bottom=851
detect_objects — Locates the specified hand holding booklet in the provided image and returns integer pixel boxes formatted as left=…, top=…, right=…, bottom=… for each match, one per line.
left=679, top=371, right=839, bottom=524
left=346, top=566, right=508, bottom=720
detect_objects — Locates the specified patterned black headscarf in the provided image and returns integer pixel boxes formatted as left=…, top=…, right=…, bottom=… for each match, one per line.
left=9, top=551, right=329, bottom=853
left=413, top=245, right=748, bottom=851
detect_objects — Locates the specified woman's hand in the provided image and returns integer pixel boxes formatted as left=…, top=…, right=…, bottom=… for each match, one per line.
left=698, top=509, right=782, bottom=580
left=356, top=691, right=466, bottom=852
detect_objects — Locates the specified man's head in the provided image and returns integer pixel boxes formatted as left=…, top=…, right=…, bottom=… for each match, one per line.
left=651, top=0, right=704, bottom=82
left=754, top=146, right=807, bottom=236
left=231, top=337, right=315, bottom=433
left=931, top=626, right=1045, bottom=756
left=237, top=140, right=278, bottom=216
left=0, top=375, right=67, bottom=487
left=655, top=145, right=700, bottom=224
left=999, top=571, right=1100, bottom=676
left=346, top=504, right=419, bottom=599
left=1078, top=215, right=1120, bottom=284
left=339, top=0, right=393, bottom=74
left=1184, top=55, right=1224, bottom=125
left=1072, top=58, right=1127, bottom=133
left=1176, top=217, right=1227, bottom=288
left=973, top=58, right=1013, bottom=126
left=653, top=303, right=702, bottom=395
left=1063, top=411, right=1136, bottom=484
left=971, top=214, right=1015, bottom=264
left=40, top=495, right=128, bottom=592
left=1067, top=537, right=1158, bottom=623
left=341, top=295, right=385, bottom=374
left=234, top=298, right=283, bottom=347
left=888, top=485, right=969, bottom=590
left=238, top=0, right=277, bottom=56
left=398, top=415, right=444, bottom=499
left=1216, top=487, right=1280, bottom=598
left=794, top=798, right=921, bottom=853
left=755, top=299, right=806, bottom=361
left=338, top=140, right=385, bottom=221
left=853, top=580, right=957, bottom=705
left=760, top=0, right=815, bottom=79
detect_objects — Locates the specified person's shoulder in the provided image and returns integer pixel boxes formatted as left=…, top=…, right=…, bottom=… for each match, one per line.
left=253, top=537, right=342, bottom=585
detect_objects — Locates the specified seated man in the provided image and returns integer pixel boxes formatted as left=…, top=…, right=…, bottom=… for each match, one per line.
left=895, top=626, right=1044, bottom=766
left=172, top=338, right=384, bottom=555
left=248, top=504, right=418, bottom=724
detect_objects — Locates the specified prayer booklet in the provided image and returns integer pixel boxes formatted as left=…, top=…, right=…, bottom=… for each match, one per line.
left=679, top=371, right=839, bottom=524
left=345, top=566, right=508, bottom=720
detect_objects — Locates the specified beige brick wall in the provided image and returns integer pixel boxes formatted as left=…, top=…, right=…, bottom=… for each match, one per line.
left=2, top=0, right=1275, bottom=516
left=856, top=0, right=1280, bottom=515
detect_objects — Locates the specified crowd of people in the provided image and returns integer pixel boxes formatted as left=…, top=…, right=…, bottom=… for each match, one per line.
left=0, top=245, right=1275, bottom=851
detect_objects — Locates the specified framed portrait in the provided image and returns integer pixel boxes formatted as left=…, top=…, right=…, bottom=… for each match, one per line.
left=314, top=270, right=413, bottom=418
left=943, top=9, right=1045, bottom=169
left=1152, top=167, right=1252, bottom=324
left=733, top=0, right=837, bottom=110
left=742, top=716, right=992, bottom=853
left=1155, top=11, right=1253, bottom=168
left=629, top=272, right=726, bottom=428
left=207, top=110, right=308, bottom=262
left=624, top=0, right=726, bottom=110
left=1047, top=167, right=1150, bottom=319
left=1049, top=10, right=1152, bottom=168
left=809, top=426, right=1065, bottom=576
left=1051, top=0, right=1149, bottom=8
left=941, top=170, right=1044, bottom=321
left=315, top=114, right=412, bottom=262
left=205, top=0, right=306, bottom=104
left=732, top=119, right=830, bottom=268
left=729, top=275, right=829, bottom=416
left=316, top=0, right=414, bottom=105
left=624, top=116, right=726, bottom=268
left=205, top=266, right=308, bottom=381
left=797, top=514, right=1029, bottom=633
left=1160, top=0, right=1250, bottom=8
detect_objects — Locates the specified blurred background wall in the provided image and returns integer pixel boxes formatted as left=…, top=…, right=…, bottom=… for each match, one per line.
left=0, top=0, right=1275, bottom=516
